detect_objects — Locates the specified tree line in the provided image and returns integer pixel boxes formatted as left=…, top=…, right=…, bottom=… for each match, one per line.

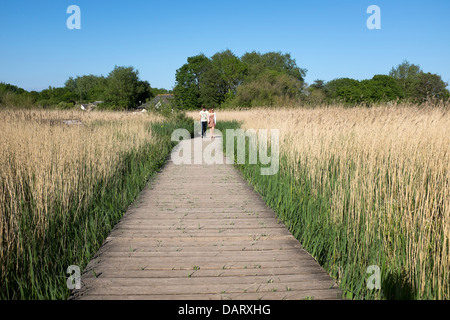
left=174, top=51, right=449, bottom=109
left=173, top=50, right=307, bottom=109
left=309, top=61, right=449, bottom=105
left=1, top=55, right=448, bottom=110
left=0, top=66, right=169, bottom=110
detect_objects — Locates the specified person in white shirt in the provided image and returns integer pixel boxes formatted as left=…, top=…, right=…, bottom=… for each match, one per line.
left=199, top=106, right=209, bottom=138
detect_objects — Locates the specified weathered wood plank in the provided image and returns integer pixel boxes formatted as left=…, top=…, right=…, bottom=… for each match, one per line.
left=79, top=266, right=329, bottom=280
left=73, top=280, right=338, bottom=296
left=97, top=240, right=302, bottom=251
left=82, top=259, right=319, bottom=271
left=75, top=289, right=343, bottom=300
left=80, top=274, right=334, bottom=288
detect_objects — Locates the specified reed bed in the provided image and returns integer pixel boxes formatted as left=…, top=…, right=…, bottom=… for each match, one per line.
left=210, top=103, right=449, bottom=299
left=0, top=109, right=173, bottom=299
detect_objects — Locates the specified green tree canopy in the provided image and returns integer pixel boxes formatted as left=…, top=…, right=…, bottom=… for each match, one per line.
left=241, top=51, right=307, bottom=83
left=412, top=72, right=449, bottom=101
left=324, top=78, right=362, bottom=103
left=65, top=74, right=107, bottom=102
left=360, top=75, right=402, bottom=102
left=233, top=70, right=302, bottom=107
left=173, top=54, right=211, bottom=110
left=389, top=60, right=422, bottom=98
left=174, top=50, right=307, bottom=109
left=104, top=66, right=152, bottom=109
left=310, top=79, right=325, bottom=90
left=0, top=82, right=26, bottom=94
left=200, top=50, right=247, bottom=107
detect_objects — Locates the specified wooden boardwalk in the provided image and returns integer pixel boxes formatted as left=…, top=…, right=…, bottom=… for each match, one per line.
left=70, top=135, right=342, bottom=300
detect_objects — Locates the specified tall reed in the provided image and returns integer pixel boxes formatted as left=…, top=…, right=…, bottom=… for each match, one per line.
left=212, top=102, right=449, bottom=299
left=0, top=109, right=186, bottom=299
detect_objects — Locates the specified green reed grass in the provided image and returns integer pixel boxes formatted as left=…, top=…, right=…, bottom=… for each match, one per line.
left=217, top=120, right=448, bottom=300
left=0, top=111, right=193, bottom=300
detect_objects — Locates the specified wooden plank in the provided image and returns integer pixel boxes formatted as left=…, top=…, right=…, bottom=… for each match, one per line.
left=93, top=248, right=307, bottom=258
left=113, top=225, right=288, bottom=232
left=106, top=229, right=290, bottom=237
left=82, top=259, right=318, bottom=270
left=104, top=235, right=297, bottom=242
left=93, top=245, right=304, bottom=254
left=73, top=280, right=338, bottom=296
left=74, top=289, right=343, bottom=300
left=97, top=240, right=302, bottom=250
left=80, top=274, right=334, bottom=288
left=86, top=254, right=315, bottom=264
left=79, top=266, right=329, bottom=280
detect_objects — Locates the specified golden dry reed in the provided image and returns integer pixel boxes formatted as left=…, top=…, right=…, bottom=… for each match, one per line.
left=206, top=103, right=449, bottom=299
left=0, top=109, right=163, bottom=285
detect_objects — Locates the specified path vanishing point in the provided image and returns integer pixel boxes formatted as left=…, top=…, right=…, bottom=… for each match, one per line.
left=70, top=134, right=343, bottom=300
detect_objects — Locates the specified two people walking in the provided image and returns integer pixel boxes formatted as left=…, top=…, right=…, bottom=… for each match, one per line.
left=199, top=106, right=216, bottom=139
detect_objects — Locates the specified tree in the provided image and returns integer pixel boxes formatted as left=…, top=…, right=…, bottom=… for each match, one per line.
left=240, top=51, right=265, bottom=80
left=211, top=50, right=247, bottom=93
left=200, top=50, right=248, bottom=107
left=233, top=70, right=302, bottom=107
left=104, top=66, right=152, bottom=109
left=173, top=50, right=308, bottom=108
left=199, top=66, right=226, bottom=108
left=324, top=78, right=362, bottom=103
left=412, top=72, right=449, bottom=102
left=65, top=75, right=107, bottom=103
left=0, top=82, right=26, bottom=95
left=151, top=88, right=172, bottom=96
left=360, top=75, right=402, bottom=102
left=389, top=60, right=422, bottom=98
left=0, top=83, right=37, bottom=109
left=242, top=51, right=307, bottom=84
left=261, top=51, right=307, bottom=83
left=37, top=86, right=77, bottom=106
left=324, top=76, right=403, bottom=104
left=173, top=54, right=211, bottom=110
left=310, top=79, right=325, bottom=90
left=235, top=51, right=306, bottom=107
left=135, top=80, right=153, bottom=106
left=305, top=80, right=327, bottom=105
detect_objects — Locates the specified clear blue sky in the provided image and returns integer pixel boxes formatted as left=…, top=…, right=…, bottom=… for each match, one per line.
left=1, top=0, right=449, bottom=91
